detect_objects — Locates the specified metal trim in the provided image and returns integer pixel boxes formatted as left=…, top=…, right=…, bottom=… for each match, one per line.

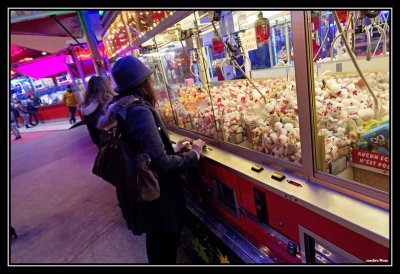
left=10, top=10, right=76, bottom=24
left=244, top=207, right=299, bottom=254
left=315, top=172, right=389, bottom=203
left=130, top=11, right=193, bottom=49
left=169, top=126, right=306, bottom=177
left=290, top=10, right=315, bottom=178
left=298, top=225, right=364, bottom=264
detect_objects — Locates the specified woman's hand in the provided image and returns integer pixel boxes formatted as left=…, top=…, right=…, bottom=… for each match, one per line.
left=175, top=137, right=193, bottom=152
left=192, top=139, right=206, bottom=156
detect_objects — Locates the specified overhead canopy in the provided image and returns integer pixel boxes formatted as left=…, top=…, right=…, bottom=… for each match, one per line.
left=11, top=35, right=86, bottom=55
left=10, top=10, right=103, bottom=62
left=10, top=12, right=83, bottom=37
left=13, top=53, right=69, bottom=79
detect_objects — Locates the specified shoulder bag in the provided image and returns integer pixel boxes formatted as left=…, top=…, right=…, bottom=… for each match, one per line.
left=92, top=104, right=160, bottom=202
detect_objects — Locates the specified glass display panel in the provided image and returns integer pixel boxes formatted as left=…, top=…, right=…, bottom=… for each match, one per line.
left=200, top=11, right=302, bottom=164
left=153, top=14, right=220, bottom=139
left=137, top=46, right=176, bottom=127
left=311, top=10, right=390, bottom=193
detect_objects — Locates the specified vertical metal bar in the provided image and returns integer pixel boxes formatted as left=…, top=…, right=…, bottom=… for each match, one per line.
left=194, top=12, right=220, bottom=139
left=103, top=54, right=116, bottom=87
left=77, top=10, right=108, bottom=78
left=271, top=27, right=278, bottom=65
left=153, top=37, right=178, bottom=126
left=284, top=21, right=291, bottom=64
left=268, top=39, right=274, bottom=68
left=291, top=10, right=315, bottom=178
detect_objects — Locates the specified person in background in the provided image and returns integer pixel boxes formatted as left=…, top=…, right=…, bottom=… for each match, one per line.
left=32, top=93, right=42, bottom=107
left=62, top=85, right=79, bottom=124
left=26, top=95, right=39, bottom=126
left=10, top=110, right=22, bottom=140
left=80, top=76, right=117, bottom=148
left=97, top=56, right=205, bottom=264
left=10, top=100, right=21, bottom=128
left=14, top=99, right=32, bottom=129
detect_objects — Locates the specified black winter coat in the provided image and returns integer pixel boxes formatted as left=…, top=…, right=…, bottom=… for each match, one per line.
left=100, top=98, right=198, bottom=235
left=81, top=101, right=105, bottom=148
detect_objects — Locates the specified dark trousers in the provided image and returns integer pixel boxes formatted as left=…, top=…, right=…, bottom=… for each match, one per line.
left=12, top=110, right=20, bottom=127
left=67, top=106, right=77, bottom=123
left=146, top=231, right=181, bottom=264
left=28, top=110, right=39, bottom=125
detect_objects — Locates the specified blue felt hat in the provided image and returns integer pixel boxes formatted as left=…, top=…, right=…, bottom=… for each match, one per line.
left=111, top=55, right=154, bottom=93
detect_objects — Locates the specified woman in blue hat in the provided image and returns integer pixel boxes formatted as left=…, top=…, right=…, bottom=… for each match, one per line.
left=98, top=55, right=205, bottom=264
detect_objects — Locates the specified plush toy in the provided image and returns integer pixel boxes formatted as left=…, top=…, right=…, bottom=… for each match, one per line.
left=357, top=120, right=389, bottom=154
left=325, top=154, right=332, bottom=170
left=270, top=132, right=279, bottom=144
left=357, top=108, right=375, bottom=126
left=325, top=99, right=335, bottom=112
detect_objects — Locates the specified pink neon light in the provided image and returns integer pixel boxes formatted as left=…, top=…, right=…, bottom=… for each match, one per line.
left=14, top=54, right=68, bottom=79
left=11, top=44, right=25, bottom=56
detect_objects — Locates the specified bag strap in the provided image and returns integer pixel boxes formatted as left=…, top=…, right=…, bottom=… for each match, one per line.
left=113, top=95, right=174, bottom=154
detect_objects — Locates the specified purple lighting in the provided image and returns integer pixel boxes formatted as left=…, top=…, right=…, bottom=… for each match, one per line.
left=14, top=53, right=68, bottom=79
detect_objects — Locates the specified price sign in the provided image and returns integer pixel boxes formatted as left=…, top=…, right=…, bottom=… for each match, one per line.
left=239, top=28, right=257, bottom=52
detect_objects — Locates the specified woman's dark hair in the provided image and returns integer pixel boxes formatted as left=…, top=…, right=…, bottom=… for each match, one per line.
left=83, top=76, right=117, bottom=106
left=118, top=77, right=157, bottom=107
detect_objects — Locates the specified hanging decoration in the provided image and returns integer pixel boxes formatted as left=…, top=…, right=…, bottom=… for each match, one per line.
left=336, top=10, right=348, bottom=23
left=311, top=11, right=321, bottom=32
left=212, top=30, right=224, bottom=54
left=254, top=12, right=270, bottom=47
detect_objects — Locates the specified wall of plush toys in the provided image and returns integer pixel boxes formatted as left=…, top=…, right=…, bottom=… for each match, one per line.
left=158, top=68, right=389, bottom=173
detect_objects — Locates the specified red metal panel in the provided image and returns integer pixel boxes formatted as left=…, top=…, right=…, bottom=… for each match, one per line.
left=266, top=190, right=388, bottom=261
left=266, top=190, right=302, bottom=242
left=292, top=204, right=389, bottom=261
left=238, top=177, right=258, bottom=217
left=241, top=218, right=301, bottom=263
left=199, top=159, right=217, bottom=186
left=198, top=161, right=388, bottom=262
left=35, top=104, right=81, bottom=121
left=204, top=162, right=245, bottom=230
left=217, top=166, right=239, bottom=189
left=81, top=59, right=96, bottom=75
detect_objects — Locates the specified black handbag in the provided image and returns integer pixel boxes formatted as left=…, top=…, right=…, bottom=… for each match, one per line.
left=92, top=126, right=160, bottom=202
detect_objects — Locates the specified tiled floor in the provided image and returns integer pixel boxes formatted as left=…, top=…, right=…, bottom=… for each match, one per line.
left=9, top=125, right=191, bottom=265
left=16, top=118, right=82, bottom=134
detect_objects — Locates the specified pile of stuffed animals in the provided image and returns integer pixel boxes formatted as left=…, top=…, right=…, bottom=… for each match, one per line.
left=158, top=71, right=389, bottom=168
